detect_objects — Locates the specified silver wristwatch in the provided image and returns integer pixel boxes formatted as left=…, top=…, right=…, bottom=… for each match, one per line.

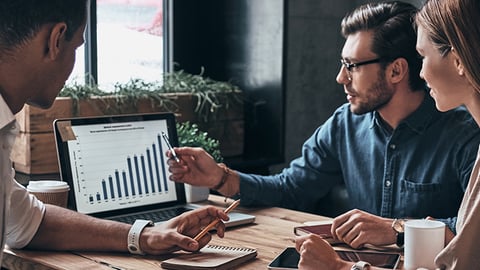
left=351, top=261, right=371, bottom=270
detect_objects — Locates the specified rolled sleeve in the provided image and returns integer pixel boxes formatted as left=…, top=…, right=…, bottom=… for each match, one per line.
left=5, top=180, right=45, bottom=249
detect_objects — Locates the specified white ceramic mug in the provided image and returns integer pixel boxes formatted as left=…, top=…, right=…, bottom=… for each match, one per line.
left=404, top=219, right=445, bottom=270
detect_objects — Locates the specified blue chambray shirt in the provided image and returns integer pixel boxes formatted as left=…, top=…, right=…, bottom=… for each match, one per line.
left=238, top=95, right=480, bottom=232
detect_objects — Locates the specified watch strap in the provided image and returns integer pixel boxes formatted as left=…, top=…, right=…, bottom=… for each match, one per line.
left=128, top=219, right=154, bottom=255
left=391, top=218, right=406, bottom=248
left=396, top=232, right=404, bottom=247
left=351, top=261, right=371, bottom=270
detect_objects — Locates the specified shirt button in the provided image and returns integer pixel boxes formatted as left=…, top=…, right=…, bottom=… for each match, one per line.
left=389, top=144, right=396, bottom=150
left=385, top=181, right=391, bottom=187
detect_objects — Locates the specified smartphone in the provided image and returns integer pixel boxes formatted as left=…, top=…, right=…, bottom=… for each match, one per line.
left=293, top=223, right=342, bottom=245
left=267, top=247, right=401, bottom=270
left=268, top=247, right=300, bottom=269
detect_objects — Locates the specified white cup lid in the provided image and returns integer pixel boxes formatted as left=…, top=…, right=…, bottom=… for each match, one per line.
left=27, top=181, right=70, bottom=192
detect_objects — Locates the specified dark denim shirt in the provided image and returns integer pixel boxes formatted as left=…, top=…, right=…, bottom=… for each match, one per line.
left=238, top=96, right=480, bottom=232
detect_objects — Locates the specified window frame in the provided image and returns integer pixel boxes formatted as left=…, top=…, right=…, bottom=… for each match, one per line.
left=81, top=0, right=172, bottom=86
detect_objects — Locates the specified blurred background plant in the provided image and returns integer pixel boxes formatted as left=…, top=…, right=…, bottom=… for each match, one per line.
left=176, top=121, right=223, bottom=163
left=59, top=69, right=243, bottom=122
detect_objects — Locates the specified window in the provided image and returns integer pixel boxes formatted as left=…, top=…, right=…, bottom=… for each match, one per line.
left=69, top=0, right=170, bottom=91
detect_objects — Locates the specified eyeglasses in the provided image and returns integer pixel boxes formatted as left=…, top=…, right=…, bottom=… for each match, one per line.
left=340, top=58, right=381, bottom=80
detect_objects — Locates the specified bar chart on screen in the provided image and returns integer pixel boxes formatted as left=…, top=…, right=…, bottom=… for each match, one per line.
left=66, top=120, right=177, bottom=214
left=92, top=140, right=169, bottom=201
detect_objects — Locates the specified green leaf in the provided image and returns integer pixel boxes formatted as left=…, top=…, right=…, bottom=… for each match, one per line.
left=176, top=121, right=223, bottom=163
left=59, top=69, right=243, bottom=122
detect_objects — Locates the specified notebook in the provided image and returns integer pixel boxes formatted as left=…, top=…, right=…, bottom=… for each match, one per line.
left=53, top=112, right=255, bottom=227
left=161, top=244, right=257, bottom=270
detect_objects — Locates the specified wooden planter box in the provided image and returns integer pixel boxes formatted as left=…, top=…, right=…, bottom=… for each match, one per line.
left=12, top=93, right=244, bottom=174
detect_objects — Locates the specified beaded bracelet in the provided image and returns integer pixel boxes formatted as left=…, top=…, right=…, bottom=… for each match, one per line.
left=212, top=163, right=230, bottom=190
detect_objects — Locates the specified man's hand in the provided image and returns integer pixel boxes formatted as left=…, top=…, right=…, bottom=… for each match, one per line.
left=295, top=234, right=350, bottom=270
left=331, top=209, right=396, bottom=249
left=167, top=147, right=223, bottom=189
left=139, top=206, right=229, bottom=255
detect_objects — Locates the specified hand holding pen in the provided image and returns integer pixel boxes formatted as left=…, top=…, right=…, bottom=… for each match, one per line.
left=161, top=131, right=180, bottom=163
left=194, top=199, right=241, bottom=241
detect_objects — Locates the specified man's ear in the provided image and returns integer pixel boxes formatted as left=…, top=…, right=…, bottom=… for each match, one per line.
left=388, top=57, right=408, bottom=84
left=45, top=23, right=68, bottom=61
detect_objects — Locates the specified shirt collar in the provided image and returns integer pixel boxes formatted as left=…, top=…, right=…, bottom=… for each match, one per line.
left=401, top=94, right=439, bottom=134
left=371, top=94, right=439, bottom=134
left=0, top=94, right=16, bottom=129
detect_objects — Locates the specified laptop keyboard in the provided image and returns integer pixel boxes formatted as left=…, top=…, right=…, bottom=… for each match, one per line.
left=110, top=207, right=193, bottom=224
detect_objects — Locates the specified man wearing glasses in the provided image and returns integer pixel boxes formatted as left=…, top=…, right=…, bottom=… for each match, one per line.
left=167, top=1, right=480, bottom=248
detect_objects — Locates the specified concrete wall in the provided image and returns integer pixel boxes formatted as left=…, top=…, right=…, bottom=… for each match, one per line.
left=271, top=0, right=422, bottom=172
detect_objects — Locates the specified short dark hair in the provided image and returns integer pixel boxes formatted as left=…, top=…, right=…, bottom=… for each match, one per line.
left=341, top=1, right=425, bottom=91
left=0, top=0, right=87, bottom=52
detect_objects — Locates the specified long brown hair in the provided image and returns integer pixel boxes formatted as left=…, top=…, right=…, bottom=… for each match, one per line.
left=416, top=0, right=480, bottom=93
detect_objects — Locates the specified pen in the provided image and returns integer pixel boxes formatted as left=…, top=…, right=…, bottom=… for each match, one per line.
left=194, top=199, right=241, bottom=241
left=161, top=131, right=180, bottom=162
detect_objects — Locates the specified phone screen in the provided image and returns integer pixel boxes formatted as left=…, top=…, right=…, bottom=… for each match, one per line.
left=336, top=250, right=400, bottom=268
left=268, top=247, right=400, bottom=270
left=268, top=247, right=300, bottom=269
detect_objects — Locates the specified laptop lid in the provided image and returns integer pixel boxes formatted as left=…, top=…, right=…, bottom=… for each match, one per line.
left=54, top=112, right=187, bottom=219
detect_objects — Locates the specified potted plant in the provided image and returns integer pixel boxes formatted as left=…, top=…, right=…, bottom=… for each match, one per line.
left=177, top=121, right=223, bottom=163
left=12, top=70, right=243, bottom=175
left=177, top=121, right=223, bottom=202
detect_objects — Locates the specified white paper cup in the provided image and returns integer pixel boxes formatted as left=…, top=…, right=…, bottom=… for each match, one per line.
left=185, top=184, right=209, bottom=203
left=404, top=219, right=445, bottom=270
left=27, top=181, right=70, bottom=208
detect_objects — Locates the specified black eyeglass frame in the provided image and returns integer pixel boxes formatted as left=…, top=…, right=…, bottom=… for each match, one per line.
left=340, top=58, right=382, bottom=72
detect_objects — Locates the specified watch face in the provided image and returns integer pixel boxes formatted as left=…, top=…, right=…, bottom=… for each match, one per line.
left=392, top=219, right=405, bottom=233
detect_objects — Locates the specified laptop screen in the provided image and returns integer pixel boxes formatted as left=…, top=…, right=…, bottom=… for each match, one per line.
left=54, top=113, right=186, bottom=218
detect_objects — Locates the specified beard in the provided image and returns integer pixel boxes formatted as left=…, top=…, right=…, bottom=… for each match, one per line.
left=350, top=70, right=394, bottom=115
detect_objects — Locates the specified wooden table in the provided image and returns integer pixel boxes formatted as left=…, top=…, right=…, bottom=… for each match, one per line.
left=2, top=195, right=401, bottom=269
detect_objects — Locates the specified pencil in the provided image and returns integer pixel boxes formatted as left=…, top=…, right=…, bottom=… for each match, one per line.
left=193, top=199, right=241, bottom=241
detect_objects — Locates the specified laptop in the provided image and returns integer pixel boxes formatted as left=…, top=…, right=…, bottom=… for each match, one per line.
left=53, top=112, right=255, bottom=227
